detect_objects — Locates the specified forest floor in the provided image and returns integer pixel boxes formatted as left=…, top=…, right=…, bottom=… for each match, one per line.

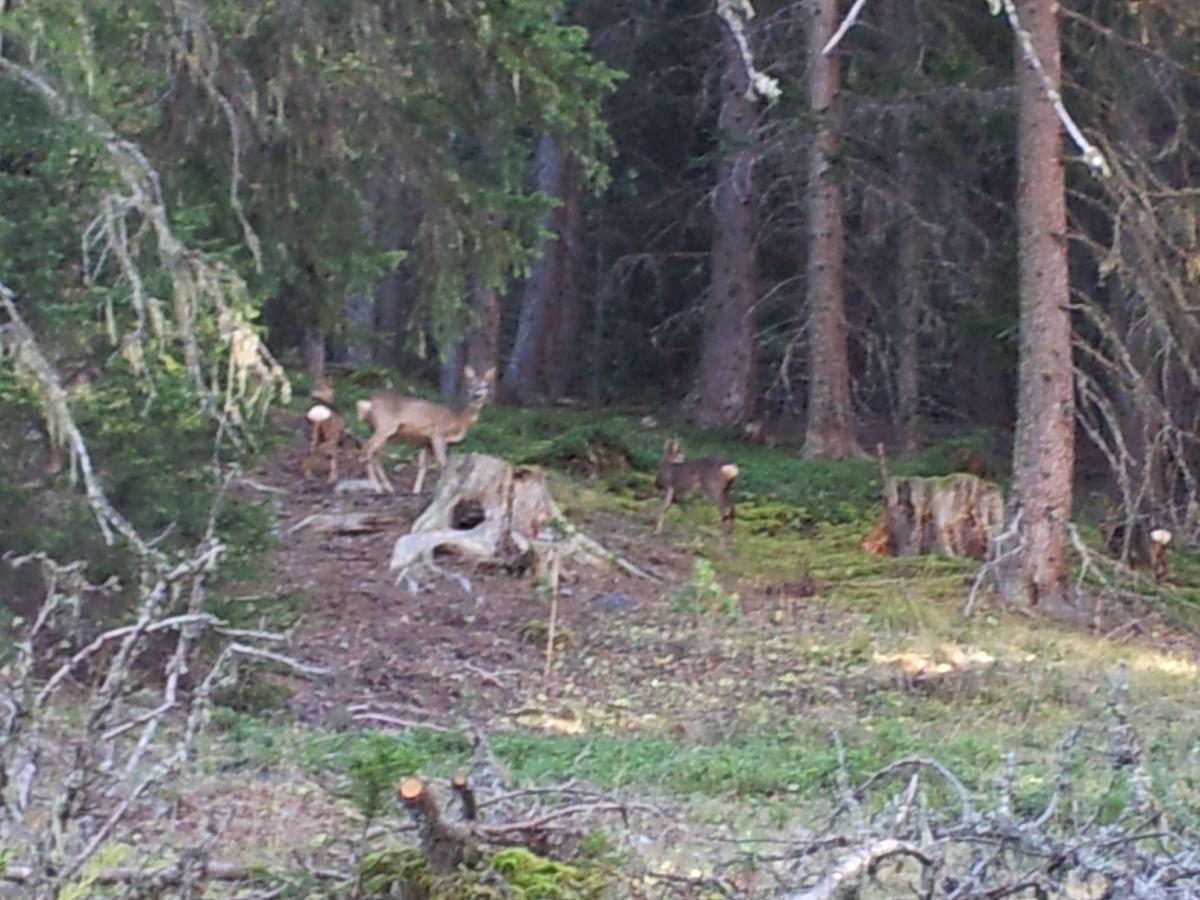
left=141, top=405, right=1200, bottom=896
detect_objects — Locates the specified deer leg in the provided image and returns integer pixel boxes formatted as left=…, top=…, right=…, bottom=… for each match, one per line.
left=425, top=437, right=449, bottom=488
left=412, top=447, right=428, bottom=495
left=362, top=431, right=394, bottom=493
left=655, top=487, right=674, bottom=534
left=432, top=436, right=449, bottom=469
left=720, top=493, right=736, bottom=543
left=375, top=457, right=395, bottom=493
left=326, top=445, right=338, bottom=485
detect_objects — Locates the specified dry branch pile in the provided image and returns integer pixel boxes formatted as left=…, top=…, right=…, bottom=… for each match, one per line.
left=699, top=668, right=1200, bottom=899
left=0, top=287, right=325, bottom=898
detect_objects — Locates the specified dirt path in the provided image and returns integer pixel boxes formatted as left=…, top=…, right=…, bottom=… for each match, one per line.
left=256, top=433, right=691, bottom=735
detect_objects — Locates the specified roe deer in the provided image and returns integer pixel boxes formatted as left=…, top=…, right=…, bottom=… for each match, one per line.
left=1105, top=514, right=1173, bottom=584
left=355, top=366, right=496, bottom=494
left=302, top=378, right=358, bottom=484
left=655, top=436, right=739, bottom=540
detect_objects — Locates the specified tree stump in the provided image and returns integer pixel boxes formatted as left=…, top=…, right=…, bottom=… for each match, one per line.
left=388, top=453, right=655, bottom=580
left=864, top=470, right=1005, bottom=561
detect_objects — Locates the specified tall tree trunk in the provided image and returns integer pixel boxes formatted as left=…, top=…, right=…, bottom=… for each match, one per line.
left=683, top=23, right=761, bottom=427
left=996, top=0, right=1075, bottom=612
left=465, top=278, right=501, bottom=399
left=896, top=155, right=924, bottom=456
left=343, top=291, right=374, bottom=367
left=372, top=269, right=405, bottom=366
left=302, top=327, right=326, bottom=384
left=544, top=157, right=586, bottom=401
left=503, top=133, right=567, bottom=404
left=588, top=253, right=609, bottom=405
left=802, top=0, right=861, bottom=459
left=371, top=174, right=409, bottom=367
left=439, top=341, right=464, bottom=399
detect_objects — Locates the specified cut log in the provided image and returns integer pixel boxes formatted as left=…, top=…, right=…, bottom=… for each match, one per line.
left=864, top=461, right=1005, bottom=561
left=388, top=453, right=657, bottom=579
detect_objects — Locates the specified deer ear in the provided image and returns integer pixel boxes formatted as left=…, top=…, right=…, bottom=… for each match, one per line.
left=484, top=367, right=497, bottom=381
left=463, top=366, right=476, bottom=379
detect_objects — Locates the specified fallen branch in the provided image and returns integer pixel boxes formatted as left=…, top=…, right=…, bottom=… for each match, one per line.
left=286, top=512, right=399, bottom=536
left=780, top=839, right=937, bottom=900
left=821, top=0, right=872, bottom=55
left=1, top=860, right=273, bottom=887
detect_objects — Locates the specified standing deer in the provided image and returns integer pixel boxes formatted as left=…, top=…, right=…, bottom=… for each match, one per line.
left=356, top=366, right=496, bottom=494
left=655, top=436, right=739, bottom=540
left=302, top=378, right=358, bottom=484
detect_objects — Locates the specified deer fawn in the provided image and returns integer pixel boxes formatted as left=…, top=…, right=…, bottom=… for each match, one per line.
left=355, top=366, right=496, bottom=495
left=302, top=378, right=357, bottom=484
left=655, top=436, right=739, bottom=540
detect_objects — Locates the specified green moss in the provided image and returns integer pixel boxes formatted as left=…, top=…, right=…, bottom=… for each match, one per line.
left=359, top=845, right=610, bottom=899
left=361, top=846, right=434, bottom=897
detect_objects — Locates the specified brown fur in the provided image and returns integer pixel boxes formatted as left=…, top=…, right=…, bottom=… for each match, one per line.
left=301, top=379, right=360, bottom=485
left=356, top=366, right=496, bottom=494
left=1105, top=516, right=1172, bottom=583
left=654, top=436, right=738, bottom=541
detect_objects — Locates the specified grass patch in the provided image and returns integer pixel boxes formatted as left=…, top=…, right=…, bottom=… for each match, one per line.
left=292, top=713, right=1193, bottom=817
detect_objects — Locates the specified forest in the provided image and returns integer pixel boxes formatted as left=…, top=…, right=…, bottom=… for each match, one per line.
left=2, top=0, right=1200, bottom=897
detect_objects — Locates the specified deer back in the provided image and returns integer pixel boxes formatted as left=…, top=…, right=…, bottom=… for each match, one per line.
left=658, top=458, right=739, bottom=500
left=359, top=392, right=481, bottom=444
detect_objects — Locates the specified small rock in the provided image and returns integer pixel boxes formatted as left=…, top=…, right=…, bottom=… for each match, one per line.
left=588, top=591, right=636, bottom=614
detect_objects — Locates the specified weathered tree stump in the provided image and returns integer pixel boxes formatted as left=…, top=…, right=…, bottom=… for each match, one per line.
left=863, top=447, right=1005, bottom=560
left=389, top=453, right=655, bottom=580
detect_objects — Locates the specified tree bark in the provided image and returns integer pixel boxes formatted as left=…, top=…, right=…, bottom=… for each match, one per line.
left=465, top=278, right=501, bottom=399
left=371, top=173, right=409, bottom=367
left=683, top=22, right=761, bottom=427
left=802, top=0, right=861, bottom=459
left=439, top=340, right=464, bottom=399
left=896, top=156, right=923, bottom=456
left=503, top=132, right=567, bottom=404
left=996, top=0, right=1075, bottom=612
left=302, top=327, right=325, bottom=384
left=342, top=290, right=374, bottom=367
left=442, top=276, right=501, bottom=401
left=544, top=155, right=586, bottom=401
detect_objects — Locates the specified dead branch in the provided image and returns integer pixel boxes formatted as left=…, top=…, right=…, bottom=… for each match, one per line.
left=999, top=0, right=1109, bottom=176
left=1, top=283, right=146, bottom=549
left=1, top=860, right=271, bottom=887
left=0, top=296, right=321, bottom=895
left=349, top=711, right=456, bottom=733
left=451, top=774, right=479, bottom=822
left=821, top=0, right=873, bottom=56
left=853, top=756, right=976, bottom=826
left=781, top=839, right=937, bottom=900
left=286, top=512, right=399, bottom=536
